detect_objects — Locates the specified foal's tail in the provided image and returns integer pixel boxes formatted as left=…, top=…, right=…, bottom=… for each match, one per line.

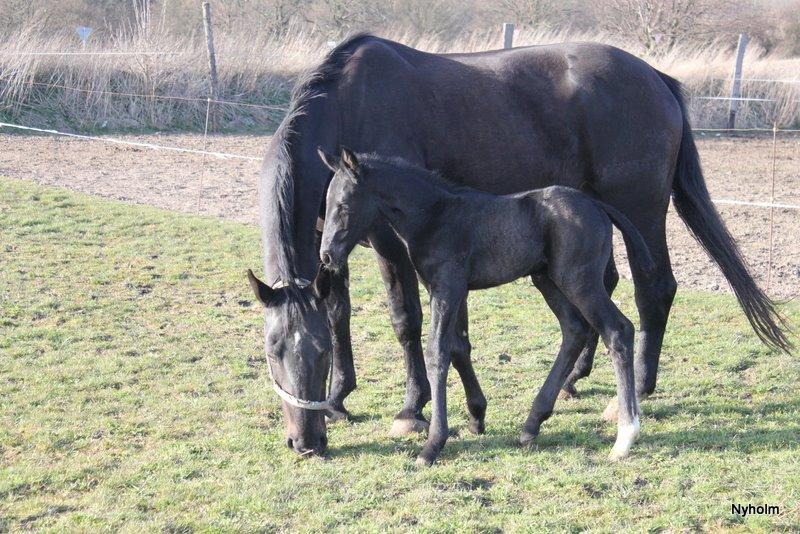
left=657, top=70, right=793, bottom=353
left=594, top=200, right=656, bottom=277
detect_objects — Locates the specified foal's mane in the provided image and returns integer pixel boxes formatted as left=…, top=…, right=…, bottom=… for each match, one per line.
left=267, top=33, right=380, bottom=286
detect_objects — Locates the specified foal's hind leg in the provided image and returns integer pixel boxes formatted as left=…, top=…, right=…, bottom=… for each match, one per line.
left=560, top=256, right=619, bottom=399
left=520, top=275, right=591, bottom=446
left=559, top=277, right=640, bottom=460
left=450, top=299, right=487, bottom=435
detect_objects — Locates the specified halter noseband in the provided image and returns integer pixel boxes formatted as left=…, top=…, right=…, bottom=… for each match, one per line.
left=263, top=276, right=332, bottom=412
left=266, top=360, right=332, bottom=411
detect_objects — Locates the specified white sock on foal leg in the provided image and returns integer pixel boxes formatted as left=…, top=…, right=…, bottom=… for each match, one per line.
left=609, top=416, right=640, bottom=461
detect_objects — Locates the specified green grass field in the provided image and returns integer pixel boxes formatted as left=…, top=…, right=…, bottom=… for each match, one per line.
left=1, top=177, right=798, bottom=532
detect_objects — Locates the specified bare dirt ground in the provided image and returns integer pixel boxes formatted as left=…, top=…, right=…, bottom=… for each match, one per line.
left=1, top=132, right=798, bottom=299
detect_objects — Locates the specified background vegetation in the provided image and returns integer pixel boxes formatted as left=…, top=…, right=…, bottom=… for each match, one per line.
left=0, top=0, right=798, bottom=131
left=1, top=178, right=799, bottom=531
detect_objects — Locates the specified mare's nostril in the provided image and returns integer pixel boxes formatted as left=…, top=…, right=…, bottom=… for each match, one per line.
left=286, top=438, right=294, bottom=450
left=321, top=252, right=332, bottom=266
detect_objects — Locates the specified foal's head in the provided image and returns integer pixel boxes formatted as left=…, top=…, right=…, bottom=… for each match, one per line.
left=318, top=148, right=378, bottom=272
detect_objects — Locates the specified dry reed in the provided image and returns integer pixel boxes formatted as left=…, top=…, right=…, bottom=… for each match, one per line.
left=1, top=22, right=797, bottom=131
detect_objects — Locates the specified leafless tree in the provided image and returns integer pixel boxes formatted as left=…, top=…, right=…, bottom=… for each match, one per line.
left=599, top=0, right=710, bottom=52
left=490, top=0, right=570, bottom=30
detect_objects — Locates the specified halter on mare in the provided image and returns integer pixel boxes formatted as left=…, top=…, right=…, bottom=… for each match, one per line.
left=264, top=277, right=332, bottom=412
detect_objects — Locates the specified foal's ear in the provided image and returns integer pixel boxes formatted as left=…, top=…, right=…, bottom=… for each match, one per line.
left=312, top=264, right=332, bottom=300
left=317, top=147, right=339, bottom=173
left=340, top=147, right=359, bottom=173
left=247, top=269, right=275, bottom=306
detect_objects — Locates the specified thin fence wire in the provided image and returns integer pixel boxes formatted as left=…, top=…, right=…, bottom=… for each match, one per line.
left=1, top=120, right=798, bottom=213
left=197, top=98, right=212, bottom=211
left=693, top=96, right=777, bottom=102
left=18, top=81, right=289, bottom=111
left=767, top=125, right=777, bottom=291
left=2, top=51, right=182, bottom=56
left=694, top=127, right=800, bottom=133
left=0, top=121, right=261, bottom=161
left=710, top=77, right=800, bottom=85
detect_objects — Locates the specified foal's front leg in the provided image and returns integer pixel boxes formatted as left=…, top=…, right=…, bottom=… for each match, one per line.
left=416, top=285, right=466, bottom=467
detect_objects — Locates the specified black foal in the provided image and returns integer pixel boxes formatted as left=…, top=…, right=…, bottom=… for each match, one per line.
left=318, top=148, right=655, bottom=466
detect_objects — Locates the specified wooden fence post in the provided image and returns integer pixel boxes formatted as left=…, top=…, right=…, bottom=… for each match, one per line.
left=727, top=33, right=749, bottom=129
left=202, top=2, right=219, bottom=129
left=503, top=23, right=514, bottom=49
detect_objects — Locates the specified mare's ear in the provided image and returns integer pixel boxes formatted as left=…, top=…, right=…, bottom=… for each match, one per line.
left=317, top=147, right=339, bottom=173
left=247, top=269, right=275, bottom=306
left=312, top=264, right=332, bottom=300
left=340, top=147, right=359, bottom=173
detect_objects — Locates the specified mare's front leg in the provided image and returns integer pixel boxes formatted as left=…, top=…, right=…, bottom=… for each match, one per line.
left=325, top=264, right=356, bottom=421
left=370, top=227, right=431, bottom=436
left=417, top=283, right=466, bottom=467
left=521, top=274, right=591, bottom=444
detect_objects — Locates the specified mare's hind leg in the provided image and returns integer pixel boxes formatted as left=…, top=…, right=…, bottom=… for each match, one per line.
left=602, top=216, right=676, bottom=421
left=370, top=227, right=431, bottom=436
left=558, top=276, right=640, bottom=460
left=520, top=274, right=591, bottom=445
left=450, top=299, right=487, bottom=435
left=560, top=255, right=619, bottom=399
left=630, top=221, right=676, bottom=398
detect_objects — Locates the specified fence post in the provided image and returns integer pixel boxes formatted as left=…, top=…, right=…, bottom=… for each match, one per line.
left=503, top=23, right=514, bottom=49
left=727, top=33, right=749, bottom=129
left=202, top=2, right=219, bottom=129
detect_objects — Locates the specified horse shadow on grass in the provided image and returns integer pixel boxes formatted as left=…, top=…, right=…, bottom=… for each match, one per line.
left=327, top=395, right=800, bottom=460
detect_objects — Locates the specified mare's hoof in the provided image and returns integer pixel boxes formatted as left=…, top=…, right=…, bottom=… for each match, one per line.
left=558, top=386, right=578, bottom=400
left=468, top=418, right=485, bottom=435
left=519, top=430, right=538, bottom=447
left=415, top=455, right=435, bottom=467
left=389, top=417, right=429, bottom=437
left=325, top=406, right=350, bottom=423
left=602, top=397, right=619, bottom=422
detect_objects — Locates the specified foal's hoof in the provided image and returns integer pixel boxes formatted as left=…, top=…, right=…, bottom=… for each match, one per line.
left=389, top=417, right=429, bottom=437
left=325, top=405, right=351, bottom=423
left=607, top=448, right=630, bottom=462
left=602, top=397, right=619, bottom=422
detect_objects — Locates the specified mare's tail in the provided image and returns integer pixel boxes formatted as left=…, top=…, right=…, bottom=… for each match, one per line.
left=656, top=70, right=792, bottom=352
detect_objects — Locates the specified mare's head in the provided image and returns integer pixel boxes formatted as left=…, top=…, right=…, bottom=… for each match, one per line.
left=247, top=267, right=332, bottom=456
left=318, top=148, right=379, bottom=272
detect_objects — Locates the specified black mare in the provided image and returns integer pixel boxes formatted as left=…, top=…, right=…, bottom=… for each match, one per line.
left=319, top=149, right=656, bottom=465
left=251, top=34, right=790, bottom=456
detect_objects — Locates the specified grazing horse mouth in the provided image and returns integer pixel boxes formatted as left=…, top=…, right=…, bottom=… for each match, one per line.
left=287, top=435, right=328, bottom=456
